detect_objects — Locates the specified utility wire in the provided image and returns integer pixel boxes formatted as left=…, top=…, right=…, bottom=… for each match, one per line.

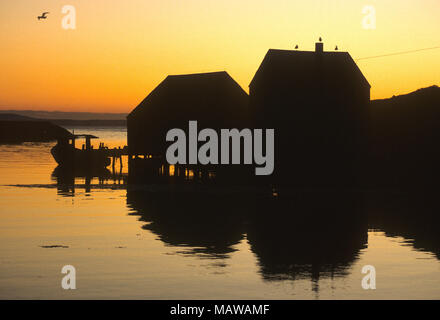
left=356, top=46, right=440, bottom=61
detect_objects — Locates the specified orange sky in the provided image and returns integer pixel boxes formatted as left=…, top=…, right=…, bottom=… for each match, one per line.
left=1, top=0, right=439, bottom=113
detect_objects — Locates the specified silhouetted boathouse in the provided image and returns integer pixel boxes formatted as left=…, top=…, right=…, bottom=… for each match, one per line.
left=250, top=42, right=370, bottom=188
left=127, top=42, right=371, bottom=187
left=127, top=71, right=249, bottom=183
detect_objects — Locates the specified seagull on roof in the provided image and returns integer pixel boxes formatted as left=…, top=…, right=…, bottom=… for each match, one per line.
left=37, top=12, right=49, bottom=20
left=295, top=45, right=299, bottom=49
left=335, top=45, right=338, bottom=51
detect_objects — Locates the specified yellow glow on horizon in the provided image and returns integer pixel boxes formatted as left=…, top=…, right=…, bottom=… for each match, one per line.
left=1, top=0, right=439, bottom=113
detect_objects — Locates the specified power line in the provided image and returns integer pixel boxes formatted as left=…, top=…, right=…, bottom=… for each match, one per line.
left=356, top=46, right=440, bottom=61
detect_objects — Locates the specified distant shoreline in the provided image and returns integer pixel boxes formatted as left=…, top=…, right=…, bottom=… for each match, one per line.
left=0, top=112, right=127, bottom=127
left=51, top=119, right=126, bottom=127
left=0, top=110, right=127, bottom=121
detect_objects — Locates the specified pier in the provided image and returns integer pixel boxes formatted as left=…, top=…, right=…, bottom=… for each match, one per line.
left=106, top=146, right=129, bottom=174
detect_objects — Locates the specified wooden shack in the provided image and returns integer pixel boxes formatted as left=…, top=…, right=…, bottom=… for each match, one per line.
left=249, top=42, right=371, bottom=188
left=127, top=71, right=250, bottom=183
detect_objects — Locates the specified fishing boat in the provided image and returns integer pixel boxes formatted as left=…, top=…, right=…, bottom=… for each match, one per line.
left=51, top=134, right=111, bottom=169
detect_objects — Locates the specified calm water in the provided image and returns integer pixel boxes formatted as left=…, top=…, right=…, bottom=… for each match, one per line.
left=0, top=127, right=439, bottom=299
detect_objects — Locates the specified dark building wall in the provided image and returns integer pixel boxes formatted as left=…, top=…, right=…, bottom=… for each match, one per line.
left=249, top=47, right=370, bottom=188
left=126, top=71, right=251, bottom=184
left=127, top=71, right=249, bottom=158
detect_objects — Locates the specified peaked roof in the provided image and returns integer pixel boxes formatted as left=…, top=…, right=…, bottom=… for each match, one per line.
left=127, top=71, right=250, bottom=154
left=250, top=49, right=370, bottom=89
left=128, top=71, right=248, bottom=119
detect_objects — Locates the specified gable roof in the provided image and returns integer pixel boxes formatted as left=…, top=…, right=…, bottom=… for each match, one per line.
left=249, top=49, right=370, bottom=89
left=128, top=71, right=248, bottom=120
left=127, top=71, right=250, bottom=155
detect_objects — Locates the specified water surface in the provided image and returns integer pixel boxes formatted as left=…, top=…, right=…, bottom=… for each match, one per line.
left=0, top=127, right=439, bottom=299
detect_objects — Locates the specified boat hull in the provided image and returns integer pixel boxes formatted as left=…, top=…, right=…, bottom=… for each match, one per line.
left=51, top=143, right=111, bottom=169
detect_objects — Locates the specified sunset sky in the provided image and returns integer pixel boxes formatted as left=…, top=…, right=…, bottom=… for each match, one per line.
left=1, top=0, right=439, bottom=113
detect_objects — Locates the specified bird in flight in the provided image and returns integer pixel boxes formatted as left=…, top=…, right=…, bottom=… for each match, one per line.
left=319, top=37, right=322, bottom=42
left=37, top=12, right=49, bottom=20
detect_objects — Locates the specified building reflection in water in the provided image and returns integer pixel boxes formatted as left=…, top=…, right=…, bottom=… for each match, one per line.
left=126, top=188, right=370, bottom=289
left=126, top=188, right=249, bottom=260
left=50, top=172, right=440, bottom=293
left=51, top=165, right=127, bottom=197
left=246, top=191, right=368, bottom=293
